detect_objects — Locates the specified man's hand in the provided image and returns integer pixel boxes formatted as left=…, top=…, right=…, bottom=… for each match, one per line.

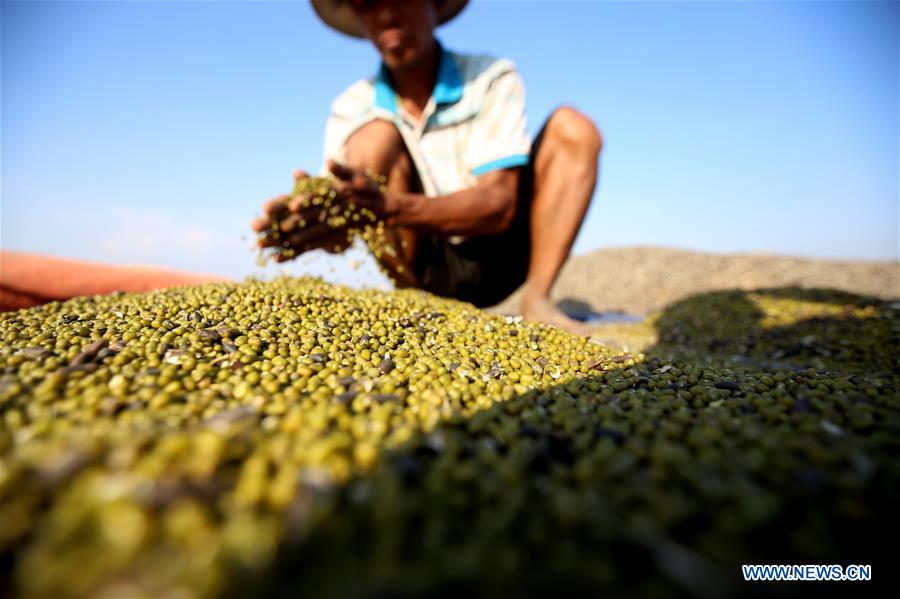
left=251, top=163, right=395, bottom=262
left=252, top=169, right=348, bottom=261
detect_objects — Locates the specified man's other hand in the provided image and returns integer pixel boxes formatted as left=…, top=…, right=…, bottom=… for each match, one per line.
left=328, top=160, right=397, bottom=220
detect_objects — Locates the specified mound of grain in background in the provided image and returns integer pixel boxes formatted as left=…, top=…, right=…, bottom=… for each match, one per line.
left=1, top=278, right=897, bottom=597
left=491, top=246, right=899, bottom=316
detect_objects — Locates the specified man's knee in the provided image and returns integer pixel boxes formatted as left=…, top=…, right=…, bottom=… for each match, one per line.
left=545, top=106, right=603, bottom=157
left=344, top=119, right=406, bottom=175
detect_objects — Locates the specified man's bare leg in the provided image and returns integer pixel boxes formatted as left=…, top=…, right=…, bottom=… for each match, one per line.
left=342, top=120, right=420, bottom=287
left=521, top=106, right=603, bottom=334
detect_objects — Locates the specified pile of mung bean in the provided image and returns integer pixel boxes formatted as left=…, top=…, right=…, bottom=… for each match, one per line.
left=1, top=279, right=897, bottom=597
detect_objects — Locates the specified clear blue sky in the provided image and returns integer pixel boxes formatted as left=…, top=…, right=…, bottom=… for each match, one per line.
left=3, top=0, right=898, bottom=283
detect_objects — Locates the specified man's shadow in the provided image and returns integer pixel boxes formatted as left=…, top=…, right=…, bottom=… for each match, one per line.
left=643, top=287, right=897, bottom=377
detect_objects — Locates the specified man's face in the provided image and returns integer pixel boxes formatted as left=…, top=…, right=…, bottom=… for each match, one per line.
left=348, top=0, right=437, bottom=69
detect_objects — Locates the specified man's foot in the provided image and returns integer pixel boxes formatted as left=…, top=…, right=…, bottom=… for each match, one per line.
left=520, top=291, right=595, bottom=337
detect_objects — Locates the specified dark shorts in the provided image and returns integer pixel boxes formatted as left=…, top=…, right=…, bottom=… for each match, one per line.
left=414, top=128, right=544, bottom=308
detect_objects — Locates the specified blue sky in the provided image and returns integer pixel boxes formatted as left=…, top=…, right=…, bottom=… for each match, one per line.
left=2, top=0, right=898, bottom=283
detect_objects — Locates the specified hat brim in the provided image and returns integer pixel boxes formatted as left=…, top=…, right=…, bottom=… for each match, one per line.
left=311, top=0, right=468, bottom=39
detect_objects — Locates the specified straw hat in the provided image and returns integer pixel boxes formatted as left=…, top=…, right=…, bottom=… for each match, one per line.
left=311, top=0, right=469, bottom=38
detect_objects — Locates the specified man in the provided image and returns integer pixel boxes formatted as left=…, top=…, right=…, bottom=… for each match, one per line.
left=254, top=0, right=602, bottom=334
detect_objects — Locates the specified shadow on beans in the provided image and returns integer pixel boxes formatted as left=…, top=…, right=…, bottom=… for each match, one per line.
left=639, top=287, right=898, bottom=378
left=236, top=338, right=898, bottom=597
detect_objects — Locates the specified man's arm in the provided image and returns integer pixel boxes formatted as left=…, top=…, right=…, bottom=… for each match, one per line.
left=384, top=168, right=521, bottom=237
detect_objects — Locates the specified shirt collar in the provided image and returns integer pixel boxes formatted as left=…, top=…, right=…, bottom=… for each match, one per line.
left=374, top=42, right=463, bottom=114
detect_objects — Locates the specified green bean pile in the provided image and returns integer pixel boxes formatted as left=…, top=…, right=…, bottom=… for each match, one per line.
left=1, top=279, right=897, bottom=597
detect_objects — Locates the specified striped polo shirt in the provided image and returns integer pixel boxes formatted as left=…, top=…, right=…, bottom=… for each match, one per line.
left=321, top=43, right=531, bottom=198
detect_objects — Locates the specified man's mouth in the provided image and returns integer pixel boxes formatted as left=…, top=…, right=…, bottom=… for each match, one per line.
left=379, top=28, right=405, bottom=51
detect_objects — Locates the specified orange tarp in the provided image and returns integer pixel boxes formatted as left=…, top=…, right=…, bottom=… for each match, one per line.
left=0, top=251, right=230, bottom=311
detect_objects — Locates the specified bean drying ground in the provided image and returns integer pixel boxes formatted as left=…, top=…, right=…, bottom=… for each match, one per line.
left=1, top=278, right=898, bottom=598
